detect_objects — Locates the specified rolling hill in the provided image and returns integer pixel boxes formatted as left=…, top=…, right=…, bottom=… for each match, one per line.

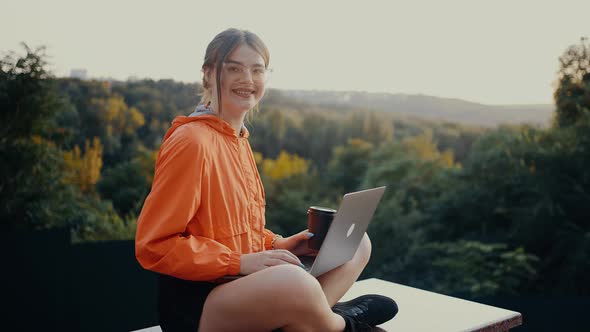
left=269, top=89, right=553, bottom=127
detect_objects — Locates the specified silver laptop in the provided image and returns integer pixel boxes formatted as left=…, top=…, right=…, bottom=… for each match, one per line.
left=221, top=186, right=386, bottom=280
left=301, top=186, right=386, bottom=277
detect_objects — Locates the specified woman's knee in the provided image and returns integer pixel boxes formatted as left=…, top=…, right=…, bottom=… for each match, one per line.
left=199, top=265, right=326, bottom=331
left=268, top=264, right=324, bottom=307
left=270, top=264, right=322, bottom=291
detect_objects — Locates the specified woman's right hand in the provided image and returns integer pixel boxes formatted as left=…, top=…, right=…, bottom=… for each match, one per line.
left=239, top=249, right=304, bottom=275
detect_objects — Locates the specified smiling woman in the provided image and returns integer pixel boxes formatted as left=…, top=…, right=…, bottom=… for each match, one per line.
left=134, top=28, right=397, bottom=332
left=197, top=29, right=271, bottom=135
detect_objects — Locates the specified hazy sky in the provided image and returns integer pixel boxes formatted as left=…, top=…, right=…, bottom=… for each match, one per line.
left=2, top=0, right=588, bottom=105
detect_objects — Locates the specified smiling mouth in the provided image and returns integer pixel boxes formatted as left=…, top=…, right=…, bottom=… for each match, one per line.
left=232, top=89, right=254, bottom=98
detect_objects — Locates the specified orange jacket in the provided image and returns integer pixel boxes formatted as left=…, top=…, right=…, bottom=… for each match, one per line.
left=135, top=112, right=278, bottom=282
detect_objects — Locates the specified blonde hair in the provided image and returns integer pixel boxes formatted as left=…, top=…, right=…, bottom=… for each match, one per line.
left=199, top=28, right=270, bottom=116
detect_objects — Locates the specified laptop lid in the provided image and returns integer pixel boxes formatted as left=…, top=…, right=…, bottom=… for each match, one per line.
left=308, top=186, right=386, bottom=277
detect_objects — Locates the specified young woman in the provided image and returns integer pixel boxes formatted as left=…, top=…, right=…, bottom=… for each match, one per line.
left=135, top=28, right=398, bottom=332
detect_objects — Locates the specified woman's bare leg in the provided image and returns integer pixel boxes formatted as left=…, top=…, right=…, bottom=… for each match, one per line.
left=198, top=264, right=346, bottom=332
left=316, top=233, right=372, bottom=307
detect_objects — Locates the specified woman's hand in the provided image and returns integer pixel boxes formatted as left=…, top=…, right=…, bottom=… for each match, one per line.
left=273, top=229, right=317, bottom=257
left=239, top=249, right=304, bottom=275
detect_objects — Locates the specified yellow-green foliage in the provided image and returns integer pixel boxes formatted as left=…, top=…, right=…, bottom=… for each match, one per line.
left=262, top=150, right=309, bottom=180
left=403, top=131, right=456, bottom=168
left=91, top=94, right=145, bottom=136
left=63, top=137, right=103, bottom=192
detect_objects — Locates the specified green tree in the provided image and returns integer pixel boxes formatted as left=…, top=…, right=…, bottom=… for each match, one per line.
left=0, top=45, right=136, bottom=241
left=425, top=120, right=590, bottom=295
left=0, top=44, right=61, bottom=140
left=97, top=146, right=156, bottom=217
left=400, top=241, right=537, bottom=298
left=327, top=138, right=374, bottom=193
left=0, top=44, right=71, bottom=231
left=553, top=36, right=590, bottom=128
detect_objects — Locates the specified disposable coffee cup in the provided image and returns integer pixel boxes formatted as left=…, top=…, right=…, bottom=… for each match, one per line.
left=307, top=206, right=337, bottom=250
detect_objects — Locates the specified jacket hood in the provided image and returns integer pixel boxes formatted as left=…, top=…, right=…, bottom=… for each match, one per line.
left=162, top=104, right=249, bottom=143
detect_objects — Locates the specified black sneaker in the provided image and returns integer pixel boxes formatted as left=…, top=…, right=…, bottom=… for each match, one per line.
left=332, top=294, right=398, bottom=332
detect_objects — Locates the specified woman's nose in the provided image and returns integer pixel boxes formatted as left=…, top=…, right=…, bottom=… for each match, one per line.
left=240, top=70, right=254, bottom=82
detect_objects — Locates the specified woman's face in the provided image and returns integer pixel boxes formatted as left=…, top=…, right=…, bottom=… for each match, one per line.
left=205, top=44, right=267, bottom=118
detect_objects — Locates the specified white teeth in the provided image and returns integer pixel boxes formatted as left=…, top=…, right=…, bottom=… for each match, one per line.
left=233, top=89, right=253, bottom=97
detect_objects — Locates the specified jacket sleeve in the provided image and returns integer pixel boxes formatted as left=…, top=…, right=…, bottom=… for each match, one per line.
left=263, top=228, right=280, bottom=250
left=135, top=130, right=241, bottom=281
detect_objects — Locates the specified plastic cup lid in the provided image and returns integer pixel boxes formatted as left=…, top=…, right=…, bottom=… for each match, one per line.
left=308, top=206, right=337, bottom=214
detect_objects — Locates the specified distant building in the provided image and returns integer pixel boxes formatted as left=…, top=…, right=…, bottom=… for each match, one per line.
left=70, top=69, right=88, bottom=80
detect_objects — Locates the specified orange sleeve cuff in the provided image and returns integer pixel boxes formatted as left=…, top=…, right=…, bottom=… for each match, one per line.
left=227, top=251, right=242, bottom=275
left=263, top=228, right=278, bottom=250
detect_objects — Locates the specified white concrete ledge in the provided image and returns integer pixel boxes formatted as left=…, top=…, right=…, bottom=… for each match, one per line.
left=131, top=327, right=161, bottom=332
left=342, top=278, right=522, bottom=332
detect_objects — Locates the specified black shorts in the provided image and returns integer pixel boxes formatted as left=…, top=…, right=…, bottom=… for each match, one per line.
left=157, top=274, right=218, bottom=332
